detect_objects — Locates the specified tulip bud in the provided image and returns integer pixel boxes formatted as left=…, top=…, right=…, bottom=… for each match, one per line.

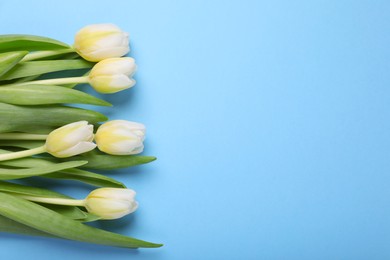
left=95, top=120, right=145, bottom=155
left=84, top=188, right=138, bottom=220
left=88, top=57, right=137, bottom=94
left=45, top=121, right=96, bottom=158
left=74, top=23, right=130, bottom=62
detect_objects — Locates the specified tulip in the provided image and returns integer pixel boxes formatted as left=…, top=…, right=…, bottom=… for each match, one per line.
left=88, top=57, right=137, bottom=93
left=18, top=188, right=139, bottom=220
left=0, top=121, right=96, bottom=161
left=45, top=121, right=96, bottom=158
left=84, top=188, right=139, bottom=220
left=11, top=57, right=137, bottom=94
left=95, top=120, right=145, bottom=155
left=74, top=23, right=130, bottom=62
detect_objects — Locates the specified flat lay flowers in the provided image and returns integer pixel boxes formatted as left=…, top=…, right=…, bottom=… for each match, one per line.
left=0, top=23, right=162, bottom=249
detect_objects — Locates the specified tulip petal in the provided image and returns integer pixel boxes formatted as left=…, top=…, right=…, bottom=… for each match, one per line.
left=55, top=141, right=97, bottom=158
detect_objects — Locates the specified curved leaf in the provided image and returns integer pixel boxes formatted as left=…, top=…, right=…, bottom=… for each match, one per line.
left=0, top=103, right=107, bottom=133
left=45, top=168, right=126, bottom=188
left=0, top=85, right=111, bottom=106
left=60, top=150, right=157, bottom=170
left=0, top=181, right=90, bottom=221
left=0, top=59, right=93, bottom=80
left=0, top=51, right=28, bottom=77
left=0, top=160, right=87, bottom=180
left=0, top=35, right=70, bottom=52
left=0, top=214, right=56, bottom=238
left=0, top=192, right=163, bottom=248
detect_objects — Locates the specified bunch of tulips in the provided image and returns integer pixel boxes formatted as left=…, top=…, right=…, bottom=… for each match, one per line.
left=0, top=23, right=162, bottom=249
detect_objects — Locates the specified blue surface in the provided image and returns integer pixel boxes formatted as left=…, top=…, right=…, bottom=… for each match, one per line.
left=0, top=0, right=390, bottom=259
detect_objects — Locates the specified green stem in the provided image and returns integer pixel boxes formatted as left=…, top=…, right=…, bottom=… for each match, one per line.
left=15, top=195, right=86, bottom=207
left=0, top=145, right=46, bottom=161
left=0, top=133, right=47, bottom=140
left=12, top=76, right=89, bottom=86
left=21, top=49, right=76, bottom=62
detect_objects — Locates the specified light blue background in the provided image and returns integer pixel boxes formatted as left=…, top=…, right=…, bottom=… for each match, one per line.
left=0, top=0, right=389, bottom=259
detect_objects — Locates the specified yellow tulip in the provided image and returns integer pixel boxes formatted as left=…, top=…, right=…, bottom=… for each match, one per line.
left=88, top=57, right=137, bottom=94
left=74, top=23, right=130, bottom=62
left=95, top=120, right=145, bottom=155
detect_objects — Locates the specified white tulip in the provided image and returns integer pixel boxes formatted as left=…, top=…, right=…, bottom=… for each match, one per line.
left=45, top=121, right=96, bottom=158
left=95, top=120, right=145, bottom=155
left=84, top=188, right=139, bottom=220
left=74, top=23, right=130, bottom=62
left=88, top=57, right=137, bottom=94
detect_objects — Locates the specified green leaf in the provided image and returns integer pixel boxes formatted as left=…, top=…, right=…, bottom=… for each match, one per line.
left=0, top=155, right=125, bottom=187
left=0, top=214, right=56, bottom=238
left=0, top=153, right=54, bottom=167
left=0, top=103, right=107, bottom=133
left=0, top=180, right=91, bottom=221
left=63, top=152, right=157, bottom=170
left=0, top=192, right=163, bottom=248
left=0, top=160, right=87, bottom=180
left=0, top=51, right=28, bottom=77
left=45, top=168, right=126, bottom=188
left=42, top=204, right=87, bottom=220
left=0, top=35, right=70, bottom=52
left=0, top=179, right=73, bottom=198
left=0, top=140, right=46, bottom=149
left=78, top=212, right=101, bottom=222
left=0, top=59, right=93, bottom=80
left=0, top=85, right=111, bottom=106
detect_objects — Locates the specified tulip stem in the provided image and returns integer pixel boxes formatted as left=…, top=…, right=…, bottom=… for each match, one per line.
left=15, top=195, right=86, bottom=207
left=0, top=133, right=47, bottom=140
left=10, top=76, right=89, bottom=87
left=21, top=49, right=76, bottom=62
left=0, top=145, right=47, bottom=161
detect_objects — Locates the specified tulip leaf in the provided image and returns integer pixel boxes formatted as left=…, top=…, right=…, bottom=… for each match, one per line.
left=0, top=154, right=54, bottom=167
left=0, top=85, right=111, bottom=106
left=0, top=180, right=90, bottom=220
left=42, top=204, right=87, bottom=220
left=0, top=59, right=93, bottom=80
left=0, top=140, right=47, bottom=149
left=0, top=155, right=125, bottom=188
left=0, top=180, right=73, bottom=198
left=0, top=214, right=56, bottom=238
left=0, top=160, right=87, bottom=180
left=0, top=140, right=46, bottom=149
left=0, top=103, right=107, bottom=133
left=0, top=51, right=28, bottom=77
left=0, top=35, right=70, bottom=52
left=45, top=168, right=126, bottom=188
left=79, top=212, right=101, bottom=222
left=62, top=151, right=157, bottom=170
left=0, top=192, right=163, bottom=248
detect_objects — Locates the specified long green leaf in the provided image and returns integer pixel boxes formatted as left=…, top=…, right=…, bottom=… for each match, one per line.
left=0, top=160, right=87, bottom=180
left=0, top=85, right=111, bottom=106
left=0, top=103, right=107, bottom=133
left=0, top=59, right=93, bottom=80
left=0, top=180, right=91, bottom=221
left=0, top=140, right=46, bottom=149
left=0, top=154, right=53, bottom=167
left=42, top=204, right=87, bottom=220
left=45, top=168, right=126, bottom=188
left=0, top=192, right=162, bottom=248
left=0, top=35, right=70, bottom=52
left=0, top=155, right=125, bottom=187
left=61, top=150, right=157, bottom=170
left=0, top=214, right=56, bottom=238
left=0, top=180, right=73, bottom=198
left=0, top=51, right=28, bottom=77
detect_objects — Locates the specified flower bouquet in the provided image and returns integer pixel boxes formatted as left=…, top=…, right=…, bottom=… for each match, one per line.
left=0, top=23, right=162, bottom=249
